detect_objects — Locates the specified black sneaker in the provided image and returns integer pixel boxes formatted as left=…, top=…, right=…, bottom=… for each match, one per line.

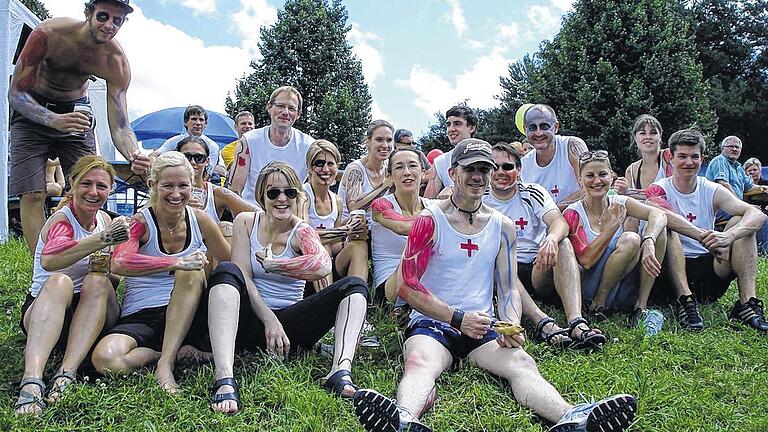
left=729, top=297, right=768, bottom=332
left=628, top=308, right=643, bottom=328
left=353, top=389, right=432, bottom=432
left=676, top=294, right=704, bottom=331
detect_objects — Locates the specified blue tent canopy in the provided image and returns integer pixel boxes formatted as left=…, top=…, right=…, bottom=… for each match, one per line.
left=130, top=107, right=237, bottom=149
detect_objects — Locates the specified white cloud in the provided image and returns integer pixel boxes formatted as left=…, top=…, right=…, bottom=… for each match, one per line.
left=398, top=48, right=510, bottom=117
left=550, top=0, right=575, bottom=12
left=232, top=0, right=278, bottom=57
left=180, top=0, right=217, bottom=14
left=371, top=100, right=388, bottom=121
left=498, top=23, right=520, bottom=47
left=347, top=22, right=384, bottom=87
left=444, top=0, right=467, bottom=38
left=527, top=6, right=560, bottom=33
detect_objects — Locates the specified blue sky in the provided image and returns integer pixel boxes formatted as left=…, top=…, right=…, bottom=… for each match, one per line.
left=44, top=0, right=573, bottom=138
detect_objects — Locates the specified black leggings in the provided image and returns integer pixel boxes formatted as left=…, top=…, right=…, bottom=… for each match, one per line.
left=207, top=261, right=369, bottom=352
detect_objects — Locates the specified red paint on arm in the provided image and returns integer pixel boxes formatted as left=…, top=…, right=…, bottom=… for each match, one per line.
left=372, top=197, right=413, bottom=222
left=399, top=215, right=435, bottom=296
left=268, top=226, right=331, bottom=280
left=646, top=184, right=674, bottom=211
left=237, top=156, right=246, bottom=167
left=17, top=29, right=48, bottom=91
left=563, top=209, right=589, bottom=256
left=41, top=220, right=77, bottom=255
left=113, top=220, right=175, bottom=271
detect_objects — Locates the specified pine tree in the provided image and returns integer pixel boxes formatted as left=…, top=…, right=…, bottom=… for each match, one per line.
left=225, top=0, right=372, bottom=165
left=20, top=0, right=50, bottom=20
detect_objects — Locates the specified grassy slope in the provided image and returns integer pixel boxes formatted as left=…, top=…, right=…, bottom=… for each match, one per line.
left=1, top=238, right=767, bottom=431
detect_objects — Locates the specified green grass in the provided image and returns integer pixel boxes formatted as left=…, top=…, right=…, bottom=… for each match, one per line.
left=1, top=237, right=768, bottom=431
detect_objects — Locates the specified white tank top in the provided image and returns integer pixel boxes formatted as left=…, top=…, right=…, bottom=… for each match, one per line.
left=303, top=182, right=339, bottom=230
left=410, top=203, right=502, bottom=326
left=484, top=183, right=559, bottom=264
left=249, top=213, right=307, bottom=309
left=122, top=207, right=207, bottom=317
left=434, top=149, right=455, bottom=189
left=30, top=206, right=108, bottom=297
left=203, top=182, right=220, bottom=223
left=338, top=159, right=375, bottom=224
left=371, top=194, right=435, bottom=287
left=564, top=195, right=629, bottom=244
left=652, top=176, right=718, bottom=257
left=520, top=135, right=580, bottom=203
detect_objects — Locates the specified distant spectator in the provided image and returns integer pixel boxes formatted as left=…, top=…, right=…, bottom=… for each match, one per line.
left=743, top=157, right=767, bottom=186
left=393, top=129, right=415, bottom=149
left=220, top=111, right=255, bottom=168
left=152, top=105, right=225, bottom=176
left=520, top=138, right=534, bottom=156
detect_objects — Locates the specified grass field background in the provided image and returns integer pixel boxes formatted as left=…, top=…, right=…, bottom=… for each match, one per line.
left=1, top=238, right=767, bottom=431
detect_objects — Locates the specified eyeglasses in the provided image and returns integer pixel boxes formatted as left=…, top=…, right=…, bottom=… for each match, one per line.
left=266, top=187, right=298, bottom=200
left=183, top=153, right=208, bottom=164
left=526, top=122, right=553, bottom=133
left=723, top=144, right=742, bottom=150
left=579, top=150, right=609, bottom=162
left=499, top=163, right=517, bottom=171
left=95, top=11, right=125, bottom=27
left=271, top=102, right=299, bottom=114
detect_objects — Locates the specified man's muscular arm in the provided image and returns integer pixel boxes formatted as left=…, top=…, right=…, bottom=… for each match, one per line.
left=258, top=225, right=332, bottom=280
left=495, top=225, right=524, bottom=348
left=645, top=184, right=704, bottom=240
left=227, top=138, right=250, bottom=194
left=555, top=137, right=589, bottom=209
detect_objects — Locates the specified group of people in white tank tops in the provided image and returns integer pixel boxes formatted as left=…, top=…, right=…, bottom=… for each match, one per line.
left=14, top=87, right=767, bottom=432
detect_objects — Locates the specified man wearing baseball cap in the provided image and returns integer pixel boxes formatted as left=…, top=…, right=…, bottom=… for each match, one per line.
left=9, top=0, right=150, bottom=254
left=353, top=138, right=637, bottom=432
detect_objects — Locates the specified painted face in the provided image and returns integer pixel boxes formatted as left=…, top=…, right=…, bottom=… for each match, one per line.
left=721, top=140, right=742, bottom=161
left=87, top=3, right=127, bottom=43
left=236, top=116, right=255, bottom=137
left=524, top=108, right=558, bottom=151
left=389, top=151, right=423, bottom=193
left=263, top=172, right=297, bottom=219
left=634, top=123, right=661, bottom=154
left=267, top=92, right=301, bottom=129
left=366, top=126, right=394, bottom=162
left=579, top=159, right=613, bottom=198
left=154, top=165, right=192, bottom=210
left=491, top=150, right=519, bottom=192
left=178, top=141, right=209, bottom=177
left=671, top=144, right=702, bottom=178
left=452, top=162, right=492, bottom=199
left=445, top=116, right=476, bottom=146
left=184, top=113, right=207, bottom=137
left=309, top=151, right=338, bottom=187
left=746, top=164, right=761, bottom=183
left=74, top=168, right=112, bottom=212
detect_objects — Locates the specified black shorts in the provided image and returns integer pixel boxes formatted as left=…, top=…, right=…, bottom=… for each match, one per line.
left=208, top=261, right=369, bottom=353
left=517, top=261, right=560, bottom=305
left=405, top=319, right=499, bottom=364
left=652, top=254, right=736, bottom=304
left=105, top=302, right=209, bottom=352
left=20, top=292, right=81, bottom=350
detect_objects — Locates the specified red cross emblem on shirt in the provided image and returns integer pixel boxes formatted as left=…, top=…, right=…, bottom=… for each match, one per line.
left=686, top=213, right=697, bottom=223
left=460, top=239, right=479, bottom=257
left=515, top=217, right=528, bottom=230
left=317, top=223, right=326, bottom=229
left=550, top=185, right=559, bottom=195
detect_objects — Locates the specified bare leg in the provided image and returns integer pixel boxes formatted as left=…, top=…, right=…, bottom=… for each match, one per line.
left=20, top=192, right=46, bottom=255
left=662, top=231, right=693, bottom=297
left=592, top=232, right=641, bottom=309
left=635, top=229, right=668, bottom=310
left=91, top=334, right=160, bottom=375
left=716, top=217, right=757, bottom=303
left=208, top=282, right=241, bottom=414
left=543, top=239, right=583, bottom=322
left=395, top=336, right=452, bottom=420
left=469, top=342, right=571, bottom=423
left=155, top=269, right=207, bottom=392
left=334, top=240, right=369, bottom=280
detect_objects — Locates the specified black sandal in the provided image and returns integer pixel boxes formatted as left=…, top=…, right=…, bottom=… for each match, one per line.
left=15, top=377, right=47, bottom=414
left=534, top=317, right=572, bottom=350
left=47, top=370, right=76, bottom=404
left=322, top=369, right=359, bottom=399
left=210, top=377, right=241, bottom=414
left=568, top=317, right=606, bottom=350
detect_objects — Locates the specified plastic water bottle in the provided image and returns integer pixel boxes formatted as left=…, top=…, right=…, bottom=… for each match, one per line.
left=607, top=188, right=617, bottom=197
left=642, top=309, right=665, bottom=336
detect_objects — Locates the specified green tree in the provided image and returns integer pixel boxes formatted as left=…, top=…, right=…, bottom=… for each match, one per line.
left=21, top=0, right=50, bottom=20
left=499, top=0, right=717, bottom=171
left=225, top=0, right=372, bottom=166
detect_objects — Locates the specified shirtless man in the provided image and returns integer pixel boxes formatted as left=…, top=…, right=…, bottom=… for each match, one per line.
left=520, top=104, right=587, bottom=210
left=424, top=106, right=477, bottom=198
left=9, top=0, right=151, bottom=253
left=353, top=138, right=636, bottom=432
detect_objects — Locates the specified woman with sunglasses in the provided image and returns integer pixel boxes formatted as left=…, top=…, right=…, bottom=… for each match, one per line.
left=15, top=156, right=130, bottom=415
left=91, top=152, right=231, bottom=392
left=614, top=115, right=672, bottom=201
left=175, top=137, right=258, bottom=240
left=301, top=140, right=369, bottom=291
left=206, top=162, right=369, bottom=413
left=563, top=150, right=668, bottom=320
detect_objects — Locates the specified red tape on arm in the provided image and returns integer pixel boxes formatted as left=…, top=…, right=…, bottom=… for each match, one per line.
left=113, top=220, right=175, bottom=271
left=372, top=197, right=413, bottom=222
left=269, top=226, right=332, bottom=279
left=563, top=209, right=589, bottom=257
left=41, top=220, right=77, bottom=256
left=399, top=214, right=436, bottom=297
left=646, top=184, right=674, bottom=211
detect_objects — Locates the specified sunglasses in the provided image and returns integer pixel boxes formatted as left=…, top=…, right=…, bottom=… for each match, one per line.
left=266, top=188, right=298, bottom=200
left=578, top=150, right=609, bottom=162
left=183, top=153, right=208, bottom=164
left=499, top=163, right=517, bottom=171
left=95, top=11, right=126, bottom=27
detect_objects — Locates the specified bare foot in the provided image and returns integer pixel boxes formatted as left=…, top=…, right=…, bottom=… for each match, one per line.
left=15, top=381, right=45, bottom=415
left=154, top=366, right=180, bottom=394
left=211, top=384, right=239, bottom=414
left=177, top=345, right=213, bottom=362
left=540, top=321, right=571, bottom=345
left=46, top=372, right=76, bottom=405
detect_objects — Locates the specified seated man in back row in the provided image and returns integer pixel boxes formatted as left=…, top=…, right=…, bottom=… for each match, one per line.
left=353, top=138, right=636, bottom=432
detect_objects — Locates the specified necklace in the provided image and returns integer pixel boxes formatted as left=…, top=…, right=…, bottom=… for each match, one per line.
left=450, top=196, right=482, bottom=224
left=583, top=199, right=607, bottom=227
left=164, top=214, right=184, bottom=234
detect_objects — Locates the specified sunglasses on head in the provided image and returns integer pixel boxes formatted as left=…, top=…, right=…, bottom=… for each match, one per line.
left=95, top=11, right=125, bottom=27
left=578, top=150, right=609, bottom=162
left=266, top=187, right=298, bottom=200
left=183, top=153, right=207, bottom=164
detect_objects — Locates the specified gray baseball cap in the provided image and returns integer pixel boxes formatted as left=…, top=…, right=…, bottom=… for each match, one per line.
left=451, top=138, right=497, bottom=168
